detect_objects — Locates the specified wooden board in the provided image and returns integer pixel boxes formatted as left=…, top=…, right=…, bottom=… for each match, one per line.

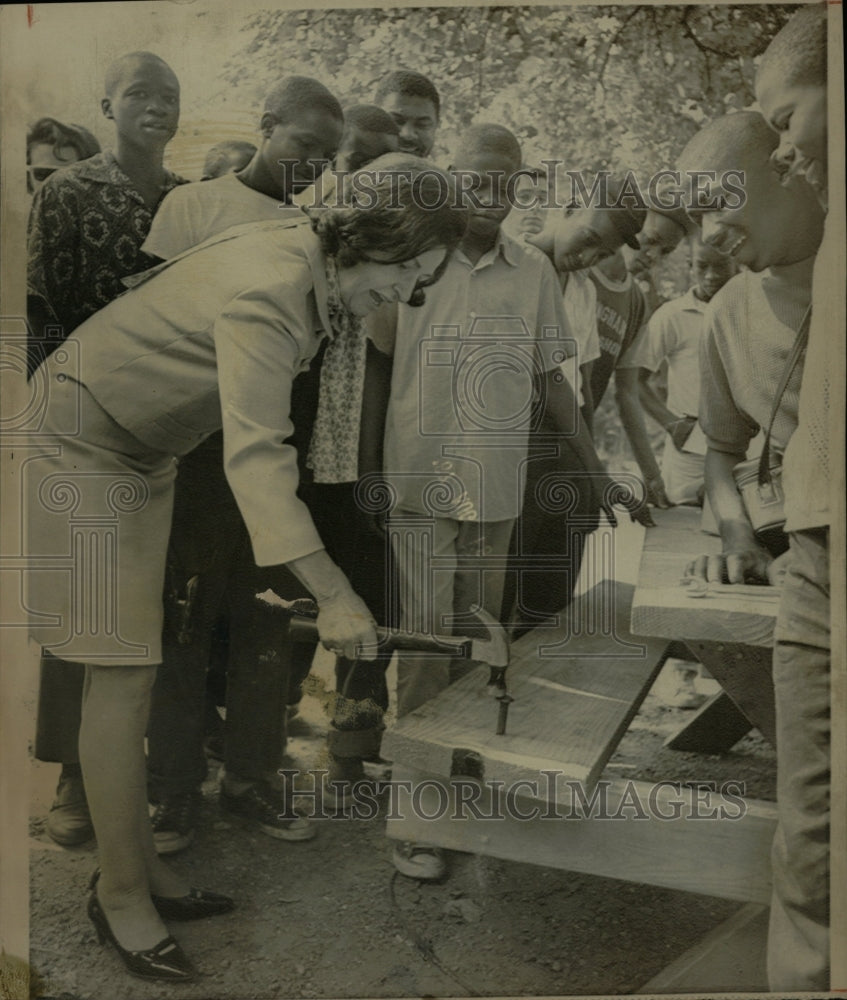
left=636, top=903, right=768, bottom=993
left=386, top=765, right=777, bottom=904
left=630, top=507, right=780, bottom=647
left=382, top=581, right=670, bottom=795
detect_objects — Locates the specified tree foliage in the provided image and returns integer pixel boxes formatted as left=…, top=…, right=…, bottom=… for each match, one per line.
left=215, top=4, right=796, bottom=173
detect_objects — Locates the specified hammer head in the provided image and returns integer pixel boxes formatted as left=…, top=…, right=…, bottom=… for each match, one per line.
left=452, top=604, right=510, bottom=670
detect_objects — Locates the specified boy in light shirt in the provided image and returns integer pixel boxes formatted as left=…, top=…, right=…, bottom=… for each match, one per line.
left=755, top=5, right=836, bottom=990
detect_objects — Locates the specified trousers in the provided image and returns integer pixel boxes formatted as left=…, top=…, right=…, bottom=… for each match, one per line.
left=767, top=526, right=830, bottom=991
left=146, top=434, right=314, bottom=796
left=391, top=512, right=514, bottom=718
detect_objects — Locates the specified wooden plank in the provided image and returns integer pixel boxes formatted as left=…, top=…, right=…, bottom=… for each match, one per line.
left=636, top=903, right=768, bottom=993
left=382, top=582, right=670, bottom=795
left=631, top=507, right=780, bottom=646
left=664, top=690, right=754, bottom=753
left=386, top=765, right=777, bottom=904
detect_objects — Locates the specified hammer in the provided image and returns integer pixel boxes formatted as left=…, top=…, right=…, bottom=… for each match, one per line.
left=256, top=590, right=513, bottom=733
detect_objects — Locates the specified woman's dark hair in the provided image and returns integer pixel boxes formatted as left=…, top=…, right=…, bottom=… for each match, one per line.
left=306, top=154, right=467, bottom=269
left=26, top=117, right=101, bottom=163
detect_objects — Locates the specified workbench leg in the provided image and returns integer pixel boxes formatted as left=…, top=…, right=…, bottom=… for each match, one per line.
left=636, top=903, right=769, bottom=993
left=664, top=691, right=755, bottom=754
left=682, top=641, right=775, bottom=746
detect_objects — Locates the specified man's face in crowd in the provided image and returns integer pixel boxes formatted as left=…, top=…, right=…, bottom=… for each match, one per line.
left=27, top=142, right=81, bottom=194
left=453, top=149, right=517, bottom=241
left=504, top=173, right=549, bottom=239
left=379, top=93, right=438, bottom=157
left=756, top=67, right=828, bottom=199
left=102, top=57, right=180, bottom=151
left=335, top=125, right=399, bottom=173
left=629, top=211, right=687, bottom=273
left=261, top=108, right=343, bottom=196
left=680, top=146, right=824, bottom=271
left=690, top=241, right=737, bottom=302
left=553, top=205, right=626, bottom=271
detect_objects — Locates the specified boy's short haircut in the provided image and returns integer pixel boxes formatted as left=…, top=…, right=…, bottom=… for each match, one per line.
left=374, top=70, right=441, bottom=120
left=454, top=123, right=522, bottom=168
left=757, top=3, right=827, bottom=87
left=202, top=140, right=257, bottom=179
left=26, top=117, right=101, bottom=162
left=104, top=51, right=175, bottom=97
left=679, top=109, right=777, bottom=172
left=343, top=104, right=400, bottom=136
left=263, top=76, right=343, bottom=125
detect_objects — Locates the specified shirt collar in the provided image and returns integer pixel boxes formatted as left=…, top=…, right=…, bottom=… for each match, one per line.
left=72, top=150, right=183, bottom=199
left=456, top=228, right=520, bottom=270
left=682, top=287, right=708, bottom=313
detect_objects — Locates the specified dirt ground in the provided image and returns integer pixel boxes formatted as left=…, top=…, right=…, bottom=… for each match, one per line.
left=27, top=645, right=776, bottom=1000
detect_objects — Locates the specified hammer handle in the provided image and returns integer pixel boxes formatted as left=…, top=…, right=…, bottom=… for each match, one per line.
left=288, top=617, right=471, bottom=657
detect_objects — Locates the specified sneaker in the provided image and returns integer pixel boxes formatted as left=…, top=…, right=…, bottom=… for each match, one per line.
left=220, top=782, right=316, bottom=842
left=392, top=841, right=446, bottom=881
left=46, top=765, right=94, bottom=846
left=150, top=792, right=200, bottom=855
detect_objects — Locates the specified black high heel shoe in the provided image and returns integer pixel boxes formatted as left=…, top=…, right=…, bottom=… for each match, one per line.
left=87, top=892, right=197, bottom=982
left=89, top=868, right=234, bottom=921
left=152, top=886, right=235, bottom=921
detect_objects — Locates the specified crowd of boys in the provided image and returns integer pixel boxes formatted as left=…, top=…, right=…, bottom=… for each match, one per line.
left=25, top=5, right=836, bottom=988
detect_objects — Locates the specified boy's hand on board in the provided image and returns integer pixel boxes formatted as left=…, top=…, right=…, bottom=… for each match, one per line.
left=684, top=543, right=774, bottom=585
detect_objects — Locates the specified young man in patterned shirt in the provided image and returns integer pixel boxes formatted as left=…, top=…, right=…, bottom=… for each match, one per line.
left=26, top=50, right=185, bottom=848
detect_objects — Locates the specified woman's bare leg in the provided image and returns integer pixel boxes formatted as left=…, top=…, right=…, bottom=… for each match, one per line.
left=79, top=663, right=186, bottom=949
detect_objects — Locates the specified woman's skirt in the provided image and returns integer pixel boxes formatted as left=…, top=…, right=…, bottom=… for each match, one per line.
left=25, top=369, right=177, bottom=666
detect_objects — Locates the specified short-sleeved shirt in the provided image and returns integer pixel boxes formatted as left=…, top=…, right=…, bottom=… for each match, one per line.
left=623, top=287, right=703, bottom=418
left=142, top=171, right=304, bottom=259
left=783, top=215, right=839, bottom=531
left=588, top=267, right=648, bottom=405
left=27, top=151, right=186, bottom=335
left=384, top=232, right=574, bottom=522
left=698, top=262, right=812, bottom=457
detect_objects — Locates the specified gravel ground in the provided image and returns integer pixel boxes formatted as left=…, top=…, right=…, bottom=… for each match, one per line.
left=27, top=653, right=775, bottom=1000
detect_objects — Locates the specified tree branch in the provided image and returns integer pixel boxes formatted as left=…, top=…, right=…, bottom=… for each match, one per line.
left=596, top=8, right=642, bottom=87
left=680, top=7, right=736, bottom=59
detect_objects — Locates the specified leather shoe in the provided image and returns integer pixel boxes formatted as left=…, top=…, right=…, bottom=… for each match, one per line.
left=87, top=892, right=196, bottom=982
left=90, top=869, right=234, bottom=922
left=151, top=887, right=235, bottom=921
left=47, top=765, right=94, bottom=846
